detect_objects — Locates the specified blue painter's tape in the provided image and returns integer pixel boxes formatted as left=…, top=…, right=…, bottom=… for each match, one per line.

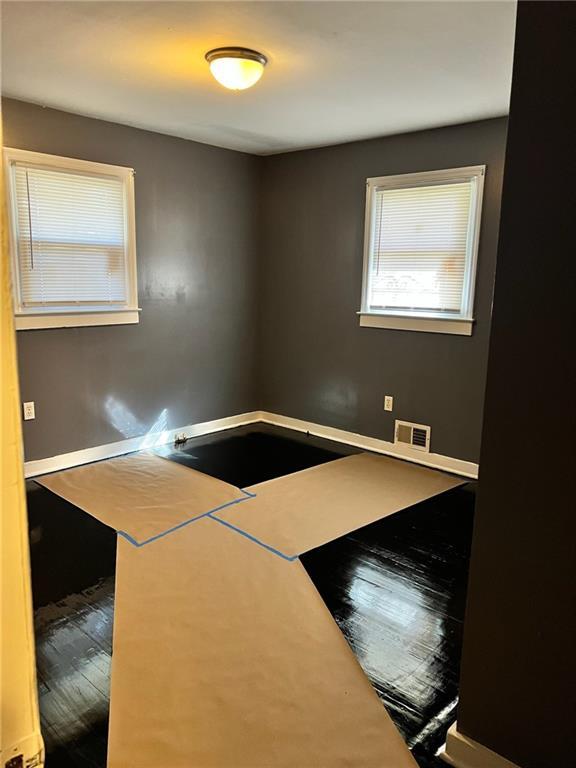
left=119, top=489, right=257, bottom=548
left=118, top=530, right=140, bottom=547
left=208, top=513, right=298, bottom=562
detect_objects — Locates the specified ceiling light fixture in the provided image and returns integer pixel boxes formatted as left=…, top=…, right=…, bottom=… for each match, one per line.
left=205, top=47, right=267, bottom=91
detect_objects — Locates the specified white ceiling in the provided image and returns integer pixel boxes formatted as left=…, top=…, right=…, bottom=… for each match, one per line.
left=1, top=1, right=517, bottom=155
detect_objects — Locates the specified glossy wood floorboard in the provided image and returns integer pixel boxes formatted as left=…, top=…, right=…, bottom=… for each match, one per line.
left=28, top=426, right=473, bottom=768
left=301, top=485, right=475, bottom=768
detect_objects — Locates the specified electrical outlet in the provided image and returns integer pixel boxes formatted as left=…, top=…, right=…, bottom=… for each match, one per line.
left=23, top=401, right=35, bottom=420
left=384, top=395, right=394, bottom=412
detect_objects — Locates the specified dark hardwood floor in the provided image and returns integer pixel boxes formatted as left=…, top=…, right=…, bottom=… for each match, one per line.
left=28, top=426, right=473, bottom=768
left=301, top=486, right=475, bottom=768
left=27, top=484, right=117, bottom=768
left=33, top=579, right=114, bottom=768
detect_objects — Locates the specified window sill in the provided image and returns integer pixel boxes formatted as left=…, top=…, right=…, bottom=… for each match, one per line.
left=358, top=312, right=474, bottom=336
left=15, top=309, right=141, bottom=331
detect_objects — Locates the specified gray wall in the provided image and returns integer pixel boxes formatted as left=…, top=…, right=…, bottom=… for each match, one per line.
left=3, top=99, right=261, bottom=461
left=258, top=118, right=507, bottom=463
left=4, top=99, right=507, bottom=465
left=458, top=4, right=576, bottom=767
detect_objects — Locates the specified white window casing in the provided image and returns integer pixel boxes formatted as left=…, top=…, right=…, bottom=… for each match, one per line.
left=359, top=165, right=486, bottom=335
left=4, top=148, right=140, bottom=330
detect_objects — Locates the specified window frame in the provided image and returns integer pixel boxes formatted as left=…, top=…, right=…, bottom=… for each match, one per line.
left=4, top=147, right=140, bottom=330
left=359, top=165, right=486, bottom=336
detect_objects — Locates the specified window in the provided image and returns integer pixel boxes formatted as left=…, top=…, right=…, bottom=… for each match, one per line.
left=359, top=166, right=485, bottom=335
left=4, top=148, right=139, bottom=330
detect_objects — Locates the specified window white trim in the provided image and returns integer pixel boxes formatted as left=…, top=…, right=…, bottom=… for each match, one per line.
left=360, top=165, right=485, bottom=335
left=4, top=147, right=139, bottom=330
left=358, top=312, right=473, bottom=336
left=14, top=309, right=141, bottom=331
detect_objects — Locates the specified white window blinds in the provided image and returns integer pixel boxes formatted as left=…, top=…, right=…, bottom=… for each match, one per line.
left=12, top=164, right=129, bottom=308
left=362, top=167, right=484, bottom=322
left=6, top=149, right=138, bottom=329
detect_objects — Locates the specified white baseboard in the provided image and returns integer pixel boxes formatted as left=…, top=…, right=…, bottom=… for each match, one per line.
left=0, top=730, right=44, bottom=767
left=438, top=723, right=521, bottom=768
left=259, top=411, right=478, bottom=478
left=24, top=410, right=478, bottom=479
left=24, top=411, right=261, bottom=478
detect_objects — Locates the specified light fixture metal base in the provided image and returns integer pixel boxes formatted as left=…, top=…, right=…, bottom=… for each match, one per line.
left=205, top=47, right=267, bottom=66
